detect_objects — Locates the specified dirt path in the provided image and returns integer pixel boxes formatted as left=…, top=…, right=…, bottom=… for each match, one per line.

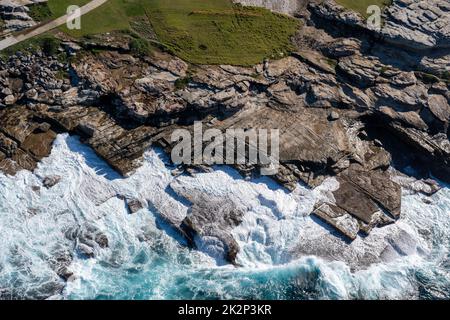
left=0, top=0, right=109, bottom=51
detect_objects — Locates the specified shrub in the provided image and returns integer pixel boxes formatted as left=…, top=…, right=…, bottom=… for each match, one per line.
left=129, top=38, right=150, bottom=56
left=174, top=76, right=191, bottom=90
left=41, top=37, right=60, bottom=56
left=442, top=71, right=450, bottom=80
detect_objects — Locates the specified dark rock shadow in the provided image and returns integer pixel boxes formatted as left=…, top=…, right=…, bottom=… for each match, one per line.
left=360, top=114, right=449, bottom=184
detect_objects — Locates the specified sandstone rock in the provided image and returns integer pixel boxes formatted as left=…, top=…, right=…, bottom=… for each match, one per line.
left=1, top=87, right=12, bottom=96
left=428, top=94, right=450, bottom=123
left=342, top=167, right=402, bottom=218
left=77, top=243, right=94, bottom=258
left=310, top=0, right=450, bottom=51
left=382, top=0, right=450, bottom=50
left=323, top=38, right=361, bottom=58
left=386, top=122, right=450, bottom=182
left=0, top=0, right=39, bottom=33
left=328, top=110, right=340, bottom=121
left=312, top=203, right=360, bottom=240
left=392, top=174, right=442, bottom=196
left=0, top=133, right=18, bottom=157
left=333, top=178, right=381, bottom=224
left=42, top=175, right=61, bottom=189
left=390, top=71, right=417, bottom=87
left=180, top=195, right=245, bottom=264
left=48, top=249, right=73, bottom=281
left=62, top=42, right=82, bottom=56
left=126, top=198, right=145, bottom=214
left=338, top=55, right=383, bottom=87
left=94, top=233, right=109, bottom=248
left=373, top=83, right=428, bottom=111
left=170, top=180, right=246, bottom=264
left=148, top=53, right=189, bottom=77
left=76, top=122, right=96, bottom=138
left=35, top=122, right=51, bottom=133
left=379, top=106, right=428, bottom=131
left=3, top=94, right=16, bottom=105
left=1, top=22, right=447, bottom=246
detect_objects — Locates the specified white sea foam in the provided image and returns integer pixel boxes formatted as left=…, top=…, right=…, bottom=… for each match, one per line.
left=0, top=134, right=449, bottom=299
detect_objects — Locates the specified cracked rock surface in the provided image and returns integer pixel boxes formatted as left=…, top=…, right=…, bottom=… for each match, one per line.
left=0, top=0, right=448, bottom=264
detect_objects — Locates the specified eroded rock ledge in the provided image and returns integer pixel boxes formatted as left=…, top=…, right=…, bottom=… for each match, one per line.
left=0, top=1, right=449, bottom=264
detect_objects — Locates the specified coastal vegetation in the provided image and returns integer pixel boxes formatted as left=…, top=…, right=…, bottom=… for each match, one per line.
left=0, top=36, right=61, bottom=59
left=335, top=0, right=393, bottom=18
left=45, top=0, right=299, bottom=65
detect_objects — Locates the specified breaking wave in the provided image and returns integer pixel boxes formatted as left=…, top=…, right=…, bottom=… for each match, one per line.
left=0, top=134, right=449, bottom=300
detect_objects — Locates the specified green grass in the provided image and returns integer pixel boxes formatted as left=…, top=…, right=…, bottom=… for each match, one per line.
left=47, top=0, right=129, bottom=37
left=44, top=0, right=299, bottom=65
left=145, top=0, right=299, bottom=65
left=335, top=0, right=392, bottom=18
left=0, top=36, right=62, bottom=59
left=28, top=2, right=53, bottom=22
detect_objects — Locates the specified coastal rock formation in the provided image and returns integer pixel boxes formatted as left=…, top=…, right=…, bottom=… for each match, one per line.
left=382, top=0, right=450, bottom=50
left=0, top=0, right=48, bottom=35
left=170, top=180, right=246, bottom=264
left=0, top=0, right=448, bottom=261
left=309, top=0, right=450, bottom=50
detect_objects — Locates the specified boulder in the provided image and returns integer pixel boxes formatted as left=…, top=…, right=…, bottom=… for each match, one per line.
left=126, top=198, right=145, bottom=214
left=42, top=175, right=61, bottom=189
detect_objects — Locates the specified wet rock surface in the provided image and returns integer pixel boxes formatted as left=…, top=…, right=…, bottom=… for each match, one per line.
left=171, top=181, right=246, bottom=265
left=0, top=0, right=449, bottom=269
left=42, top=175, right=61, bottom=188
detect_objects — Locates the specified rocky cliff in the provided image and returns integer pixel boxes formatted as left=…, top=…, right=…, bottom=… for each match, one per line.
left=0, top=0, right=448, bottom=264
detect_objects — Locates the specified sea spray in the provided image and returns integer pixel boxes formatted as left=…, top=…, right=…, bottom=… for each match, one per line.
left=0, top=134, right=449, bottom=299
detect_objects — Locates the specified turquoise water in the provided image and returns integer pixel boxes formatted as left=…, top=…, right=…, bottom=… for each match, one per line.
left=0, top=134, right=449, bottom=300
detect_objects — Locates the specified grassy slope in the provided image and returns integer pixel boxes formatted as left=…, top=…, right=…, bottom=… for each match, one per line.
left=335, top=0, right=392, bottom=18
left=47, top=0, right=129, bottom=37
left=45, top=0, right=299, bottom=66
left=146, top=0, right=299, bottom=65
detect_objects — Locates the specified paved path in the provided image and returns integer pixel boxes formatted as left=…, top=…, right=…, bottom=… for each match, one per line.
left=0, top=0, right=109, bottom=51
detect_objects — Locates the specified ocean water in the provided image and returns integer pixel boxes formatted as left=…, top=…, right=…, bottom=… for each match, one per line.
left=0, top=134, right=449, bottom=300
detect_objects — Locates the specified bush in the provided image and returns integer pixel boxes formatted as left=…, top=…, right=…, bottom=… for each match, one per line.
left=442, top=71, right=450, bottom=80
left=174, top=76, right=191, bottom=90
left=129, top=38, right=150, bottom=56
left=41, top=37, right=60, bottom=56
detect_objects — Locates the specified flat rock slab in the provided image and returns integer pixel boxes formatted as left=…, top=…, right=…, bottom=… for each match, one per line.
left=312, top=202, right=360, bottom=240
